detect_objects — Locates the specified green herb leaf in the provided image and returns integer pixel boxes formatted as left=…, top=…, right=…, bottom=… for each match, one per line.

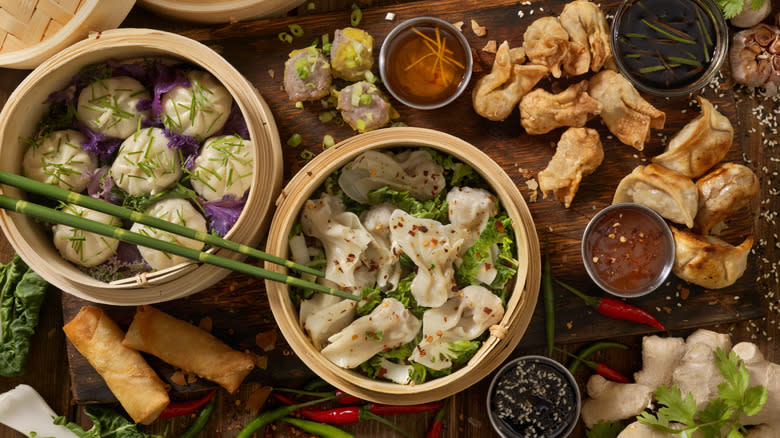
left=715, top=0, right=746, bottom=19
left=447, top=340, right=480, bottom=365
left=55, top=406, right=164, bottom=438
left=586, top=421, right=624, bottom=438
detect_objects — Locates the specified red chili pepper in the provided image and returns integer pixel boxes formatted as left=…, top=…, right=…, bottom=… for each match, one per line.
left=555, top=279, right=665, bottom=330
left=368, top=402, right=443, bottom=416
left=159, top=389, right=217, bottom=419
left=335, top=390, right=362, bottom=404
left=425, top=404, right=447, bottom=438
left=300, top=406, right=414, bottom=437
left=557, top=348, right=631, bottom=384
left=273, top=392, right=298, bottom=405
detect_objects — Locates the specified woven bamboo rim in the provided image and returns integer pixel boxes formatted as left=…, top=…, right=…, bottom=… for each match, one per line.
left=138, top=0, right=305, bottom=24
left=265, top=127, right=541, bottom=404
left=0, top=0, right=134, bottom=69
left=0, top=28, right=283, bottom=305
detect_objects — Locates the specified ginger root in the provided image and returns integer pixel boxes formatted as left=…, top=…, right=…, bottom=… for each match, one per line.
left=634, top=335, right=685, bottom=391
left=580, top=375, right=652, bottom=428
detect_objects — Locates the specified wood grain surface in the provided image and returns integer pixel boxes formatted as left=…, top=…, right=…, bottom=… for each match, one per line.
left=1, top=0, right=779, bottom=437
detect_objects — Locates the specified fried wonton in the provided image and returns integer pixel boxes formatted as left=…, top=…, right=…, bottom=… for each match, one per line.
left=671, top=227, right=753, bottom=289
left=472, top=41, right=548, bottom=121
left=652, top=96, right=733, bottom=178
left=519, top=80, right=602, bottom=135
left=538, top=127, right=604, bottom=208
left=523, top=17, right=570, bottom=78
left=694, top=163, right=759, bottom=235
left=559, top=0, right=612, bottom=75
left=613, top=164, right=698, bottom=228
left=589, top=70, right=666, bottom=151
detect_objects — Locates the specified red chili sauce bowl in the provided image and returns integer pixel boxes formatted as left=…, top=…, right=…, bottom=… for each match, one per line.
left=581, top=203, right=675, bottom=298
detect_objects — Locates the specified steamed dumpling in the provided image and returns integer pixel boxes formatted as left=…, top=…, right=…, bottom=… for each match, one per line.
left=110, top=127, right=182, bottom=196
left=558, top=0, right=612, bottom=74
left=77, top=76, right=151, bottom=139
left=360, top=203, right=402, bottom=290
left=321, top=298, right=421, bottom=368
left=130, top=198, right=207, bottom=270
left=389, top=210, right=463, bottom=308
left=671, top=227, right=753, bottom=289
left=284, top=47, right=332, bottom=102
left=652, top=96, right=733, bottom=178
left=338, top=150, right=445, bottom=203
left=299, top=292, right=357, bottom=350
left=336, top=81, right=392, bottom=132
left=22, top=130, right=97, bottom=192
left=410, top=285, right=504, bottom=370
left=694, top=163, right=760, bottom=235
left=53, top=204, right=121, bottom=267
left=447, top=187, right=498, bottom=251
left=190, top=134, right=254, bottom=201
left=613, top=164, right=698, bottom=228
left=161, top=70, right=233, bottom=140
left=523, top=17, right=570, bottom=78
left=330, top=28, right=374, bottom=81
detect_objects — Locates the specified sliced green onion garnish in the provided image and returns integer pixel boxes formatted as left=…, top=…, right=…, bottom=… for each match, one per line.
left=364, top=71, right=376, bottom=83
left=300, top=149, right=315, bottom=161
left=295, top=101, right=304, bottom=109
left=287, top=133, right=303, bottom=147
left=350, top=3, right=362, bottom=27
left=278, top=32, right=293, bottom=44
left=307, top=2, right=316, bottom=11
left=359, top=94, right=373, bottom=105
left=319, top=111, right=335, bottom=123
left=323, top=43, right=333, bottom=55
left=323, top=135, right=335, bottom=148
left=289, top=24, right=304, bottom=38
left=356, top=119, right=366, bottom=131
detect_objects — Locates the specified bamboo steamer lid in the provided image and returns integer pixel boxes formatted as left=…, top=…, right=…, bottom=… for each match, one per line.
left=0, top=0, right=135, bottom=69
left=265, top=127, right=541, bottom=404
left=138, top=0, right=305, bottom=24
left=0, top=28, right=283, bottom=305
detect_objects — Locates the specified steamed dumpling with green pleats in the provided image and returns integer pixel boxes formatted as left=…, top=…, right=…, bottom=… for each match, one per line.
left=22, top=129, right=97, bottom=192
left=110, top=127, right=182, bottom=196
left=130, top=198, right=207, bottom=270
left=77, top=76, right=151, bottom=139
left=53, top=204, right=121, bottom=267
left=190, top=134, right=254, bottom=202
left=161, top=70, right=233, bottom=140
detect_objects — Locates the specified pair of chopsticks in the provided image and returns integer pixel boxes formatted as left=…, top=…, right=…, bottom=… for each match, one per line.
left=0, top=170, right=358, bottom=301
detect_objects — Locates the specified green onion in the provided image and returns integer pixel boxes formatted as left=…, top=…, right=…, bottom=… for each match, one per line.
left=295, top=101, right=304, bottom=109
left=322, top=34, right=330, bottom=45
left=625, top=32, right=648, bottom=38
left=287, top=133, right=303, bottom=147
left=319, top=111, right=335, bottom=123
left=278, top=32, right=293, bottom=44
left=666, top=56, right=702, bottom=67
left=289, top=24, right=304, bottom=38
left=300, top=149, right=315, bottom=161
left=641, top=19, right=696, bottom=44
left=359, top=94, right=373, bottom=105
left=625, top=53, right=641, bottom=58
left=350, top=3, right=362, bottom=27
left=323, top=135, right=335, bottom=148
left=307, top=2, right=316, bottom=11
left=364, top=71, right=376, bottom=83
left=310, top=37, right=319, bottom=47
left=356, top=119, right=366, bottom=131
left=639, top=64, right=681, bottom=73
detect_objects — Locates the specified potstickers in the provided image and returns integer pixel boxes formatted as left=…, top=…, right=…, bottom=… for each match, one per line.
left=671, top=228, right=753, bottom=289
left=694, top=163, right=759, bottom=235
left=613, top=164, right=698, bottom=228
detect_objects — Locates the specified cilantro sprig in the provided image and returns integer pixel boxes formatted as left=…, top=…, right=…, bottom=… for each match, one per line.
left=586, top=421, right=624, bottom=438
left=638, top=348, right=768, bottom=438
left=715, top=0, right=766, bottom=20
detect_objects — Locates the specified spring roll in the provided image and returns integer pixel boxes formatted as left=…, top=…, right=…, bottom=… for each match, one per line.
left=63, top=306, right=169, bottom=424
left=122, top=305, right=254, bottom=393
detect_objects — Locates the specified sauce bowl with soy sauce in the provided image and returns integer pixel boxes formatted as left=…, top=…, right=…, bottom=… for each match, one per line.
left=611, top=0, right=728, bottom=97
left=379, top=16, right=472, bottom=110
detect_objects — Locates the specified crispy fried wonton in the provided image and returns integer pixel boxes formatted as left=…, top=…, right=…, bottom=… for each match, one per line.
left=538, top=127, right=604, bottom=208
left=523, top=17, right=570, bottom=78
left=559, top=0, right=612, bottom=75
left=519, top=80, right=602, bottom=135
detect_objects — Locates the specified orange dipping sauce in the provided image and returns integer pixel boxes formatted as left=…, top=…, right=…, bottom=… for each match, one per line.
left=583, top=205, right=672, bottom=296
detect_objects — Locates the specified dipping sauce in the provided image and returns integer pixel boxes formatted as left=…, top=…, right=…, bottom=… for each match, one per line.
left=488, top=356, right=579, bottom=438
left=381, top=19, right=470, bottom=108
left=583, top=204, right=673, bottom=297
left=614, top=0, right=717, bottom=89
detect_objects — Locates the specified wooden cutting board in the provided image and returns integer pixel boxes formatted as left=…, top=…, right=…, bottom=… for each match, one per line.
left=63, top=0, right=764, bottom=403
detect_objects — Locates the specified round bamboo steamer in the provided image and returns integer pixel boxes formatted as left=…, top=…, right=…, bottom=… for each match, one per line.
left=265, top=127, right=541, bottom=404
left=0, top=0, right=135, bottom=69
left=138, top=0, right=305, bottom=24
left=0, top=28, right=283, bottom=305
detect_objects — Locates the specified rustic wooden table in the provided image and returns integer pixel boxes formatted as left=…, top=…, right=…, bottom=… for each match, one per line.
left=0, top=0, right=778, bottom=437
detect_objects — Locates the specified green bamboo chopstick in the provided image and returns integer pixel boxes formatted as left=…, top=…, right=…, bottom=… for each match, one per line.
left=0, top=170, right=323, bottom=278
left=0, top=194, right=357, bottom=301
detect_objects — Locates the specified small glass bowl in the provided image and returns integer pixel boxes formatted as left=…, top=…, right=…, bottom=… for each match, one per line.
left=610, top=0, right=728, bottom=97
left=581, top=203, right=675, bottom=298
left=487, top=356, right=581, bottom=438
left=379, top=16, right=473, bottom=110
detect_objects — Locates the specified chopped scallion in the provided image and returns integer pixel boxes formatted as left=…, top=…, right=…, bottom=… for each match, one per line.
left=307, top=2, right=316, bottom=11
left=300, top=149, right=315, bottom=161
left=319, top=111, right=335, bottom=123
left=295, top=101, right=304, bottom=109
left=278, top=32, right=293, bottom=44
left=359, top=94, right=372, bottom=105
left=289, top=24, right=304, bottom=38
left=287, top=133, right=303, bottom=147
left=323, top=135, right=335, bottom=148
left=350, top=3, right=362, bottom=27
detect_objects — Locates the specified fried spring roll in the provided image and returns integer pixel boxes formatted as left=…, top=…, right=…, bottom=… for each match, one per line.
left=63, top=306, right=169, bottom=424
left=122, top=305, right=254, bottom=393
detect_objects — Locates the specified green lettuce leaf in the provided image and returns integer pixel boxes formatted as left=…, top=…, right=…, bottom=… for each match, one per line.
left=54, top=406, right=163, bottom=438
left=366, top=186, right=447, bottom=222
left=455, top=214, right=517, bottom=294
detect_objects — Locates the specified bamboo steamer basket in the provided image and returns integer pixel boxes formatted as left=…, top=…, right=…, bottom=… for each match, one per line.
left=265, top=127, right=541, bottom=404
left=0, top=28, right=283, bottom=305
left=138, top=0, right=305, bottom=24
left=0, top=0, right=135, bottom=69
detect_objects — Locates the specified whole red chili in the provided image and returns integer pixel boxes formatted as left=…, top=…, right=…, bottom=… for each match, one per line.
left=368, top=402, right=443, bottom=416
left=557, top=348, right=631, bottom=383
left=299, top=406, right=414, bottom=437
left=425, top=404, right=447, bottom=438
left=159, top=388, right=217, bottom=419
left=555, top=279, right=665, bottom=330
left=335, top=390, right=362, bottom=405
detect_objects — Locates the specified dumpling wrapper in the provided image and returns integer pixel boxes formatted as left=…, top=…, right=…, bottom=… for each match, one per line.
left=330, top=27, right=374, bottom=81
left=523, top=17, right=570, bottom=78
left=161, top=70, right=233, bottom=140
left=519, top=80, right=602, bottom=135
left=110, top=127, right=182, bottom=196
left=360, top=203, right=402, bottom=290
left=671, top=227, right=753, bottom=289
left=472, top=41, right=548, bottom=121
left=338, top=150, right=445, bottom=203
left=447, top=187, right=499, bottom=284
left=589, top=70, right=666, bottom=151
left=63, top=306, right=169, bottom=424
left=300, top=293, right=356, bottom=351
left=284, top=47, right=332, bottom=102
left=336, top=81, right=393, bottom=132
left=558, top=0, right=612, bottom=74
left=130, top=198, right=207, bottom=270
left=23, top=130, right=97, bottom=193
left=321, top=298, right=421, bottom=369
left=122, top=305, right=255, bottom=393
left=191, top=134, right=254, bottom=202
left=613, top=164, right=698, bottom=228
left=77, top=76, right=151, bottom=139
left=53, top=204, right=121, bottom=267
left=539, top=127, right=604, bottom=208
left=694, top=163, right=759, bottom=235
left=652, top=96, right=733, bottom=178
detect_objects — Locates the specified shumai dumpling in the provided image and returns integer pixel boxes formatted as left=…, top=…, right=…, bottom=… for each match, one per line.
left=671, top=227, right=752, bottom=289
left=336, top=81, right=393, bottom=132
left=558, top=0, right=612, bottom=75
left=472, top=41, right=548, bottom=121
left=613, top=164, right=698, bottom=228
left=694, top=163, right=759, bottom=235
left=589, top=70, right=666, bottom=151
left=330, top=27, right=374, bottom=81
left=519, top=80, right=602, bottom=135
left=652, top=96, right=733, bottom=178
left=284, top=47, right=331, bottom=102
left=523, top=17, right=570, bottom=78
left=538, top=127, right=604, bottom=208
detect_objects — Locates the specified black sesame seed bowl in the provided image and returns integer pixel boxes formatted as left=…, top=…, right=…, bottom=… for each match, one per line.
left=487, top=355, right=581, bottom=438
